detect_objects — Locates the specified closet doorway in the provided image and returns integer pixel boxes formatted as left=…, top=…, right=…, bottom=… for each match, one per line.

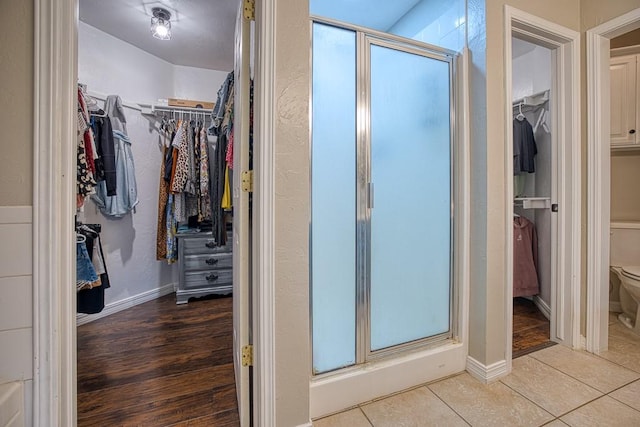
left=74, top=0, right=253, bottom=425
left=503, top=7, right=581, bottom=364
left=510, top=37, right=555, bottom=357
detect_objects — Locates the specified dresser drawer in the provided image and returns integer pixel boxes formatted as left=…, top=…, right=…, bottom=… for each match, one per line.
left=183, top=269, right=232, bottom=289
left=183, top=253, right=232, bottom=271
left=182, top=237, right=231, bottom=255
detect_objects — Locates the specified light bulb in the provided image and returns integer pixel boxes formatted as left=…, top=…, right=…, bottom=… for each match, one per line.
left=155, top=23, right=168, bottom=38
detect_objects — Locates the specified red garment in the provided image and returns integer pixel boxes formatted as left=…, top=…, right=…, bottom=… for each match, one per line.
left=78, top=89, right=96, bottom=173
left=513, top=216, right=539, bottom=297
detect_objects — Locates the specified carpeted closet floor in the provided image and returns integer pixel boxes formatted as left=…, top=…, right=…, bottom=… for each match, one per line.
left=77, top=293, right=239, bottom=426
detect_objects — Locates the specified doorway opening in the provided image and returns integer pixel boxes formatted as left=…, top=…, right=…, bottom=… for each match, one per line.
left=586, top=8, right=640, bottom=359
left=503, top=6, right=581, bottom=366
left=74, top=0, right=253, bottom=425
left=509, top=37, right=555, bottom=358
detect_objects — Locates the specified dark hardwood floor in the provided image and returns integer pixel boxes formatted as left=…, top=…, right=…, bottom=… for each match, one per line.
left=77, top=293, right=239, bottom=426
left=512, top=297, right=555, bottom=358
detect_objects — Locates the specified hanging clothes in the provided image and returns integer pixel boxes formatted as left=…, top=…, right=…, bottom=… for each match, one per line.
left=156, top=74, right=238, bottom=261
left=77, top=223, right=111, bottom=314
left=513, top=117, right=537, bottom=174
left=199, top=127, right=212, bottom=221
left=91, top=130, right=139, bottom=217
left=76, top=88, right=97, bottom=206
left=156, top=125, right=173, bottom=260
left=104, top=95, right=128, bottom=135
left=221, top=165, right=232, bottom=210
left=209, top=71, right=234, bottom=136
left=513, top=216, right=539, bottom=297
left=91, top=113, right=117, bottom=196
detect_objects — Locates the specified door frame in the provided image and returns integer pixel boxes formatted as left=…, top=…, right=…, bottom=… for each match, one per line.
left=503, top=6, right=581, bottom=366
left=32, top=0, right=278, bottom=425
left=586, top=8, right=640, bottom=354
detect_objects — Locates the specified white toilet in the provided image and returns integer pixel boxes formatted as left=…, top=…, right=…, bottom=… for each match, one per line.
left=610, top=225, right=640, bottom=335
left=611, top=266, right=640, bottom=334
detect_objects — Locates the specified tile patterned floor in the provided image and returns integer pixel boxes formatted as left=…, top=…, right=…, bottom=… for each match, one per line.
left=313, top=315, right=640, bottom=427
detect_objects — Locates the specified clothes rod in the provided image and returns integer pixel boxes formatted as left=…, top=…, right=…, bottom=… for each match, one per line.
left=139, top=103, right=212, bottom=116
left=87, top=90, right=142, bottom=112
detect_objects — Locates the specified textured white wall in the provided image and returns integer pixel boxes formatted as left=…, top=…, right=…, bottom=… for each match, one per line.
left=173, top=65, right=228, bottom=103
left=512, top=44, right=552, bottom=101
left=78, top=22, right=227, bottom=310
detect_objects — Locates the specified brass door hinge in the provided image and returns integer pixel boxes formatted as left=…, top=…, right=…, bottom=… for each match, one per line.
left=242, top=170, right=254, bottom=193
left=242, top=345, right=253, bottom=366
left=243, top=0, right=255, bottom=21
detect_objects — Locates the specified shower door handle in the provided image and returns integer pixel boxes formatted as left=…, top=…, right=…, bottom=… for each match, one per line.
left=368, top=182, right=374, bottom=209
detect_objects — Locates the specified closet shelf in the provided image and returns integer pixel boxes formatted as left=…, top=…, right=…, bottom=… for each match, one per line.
left=512, top=89, right=550, bottom=108
left=138, top=102, right=212, bottom=117
left=514, top=197, right=551, bottom=209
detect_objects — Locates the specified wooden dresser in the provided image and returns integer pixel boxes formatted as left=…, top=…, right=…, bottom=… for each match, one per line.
left=175, top=232, right=232, bottom=304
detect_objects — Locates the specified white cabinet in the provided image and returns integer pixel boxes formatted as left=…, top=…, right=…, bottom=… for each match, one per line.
left=610, top=54, right=640, bottom=148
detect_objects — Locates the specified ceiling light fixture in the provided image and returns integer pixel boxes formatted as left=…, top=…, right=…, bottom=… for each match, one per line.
left=151, top=7, right=172, bottom=40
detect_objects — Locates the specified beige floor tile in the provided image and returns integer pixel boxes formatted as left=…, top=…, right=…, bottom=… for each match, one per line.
left=561, top=396, right=640, bottom=427
left=428, top=373, right=553, bottom=427
left=529, top=345, right=640, bottom=393
left=500, top=356, right=602, bottom=416
left=313, top=408, right=372, bottom=427
left=610, top=379, right=640, bottom=411
left=543, top=421, right=569, bottom=426
left=600, top=323, right=640, bottom=373
left=360, top=386, right=469, bottom=427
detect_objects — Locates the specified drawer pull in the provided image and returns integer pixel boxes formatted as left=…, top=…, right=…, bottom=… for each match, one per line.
left=205, top=258, right=218, bottom=265
left=205, top=241, right=216, bottom=249
left=205, top=273, right=219, bottom=282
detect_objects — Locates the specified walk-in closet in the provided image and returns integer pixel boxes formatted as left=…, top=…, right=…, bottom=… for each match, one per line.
left=510, top=36, right=554, bottom=357
left=74, top=0, right=249, bottom=424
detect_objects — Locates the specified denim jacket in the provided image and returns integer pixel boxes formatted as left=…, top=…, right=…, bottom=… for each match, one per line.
left=91, top=130, right=138, bottom=217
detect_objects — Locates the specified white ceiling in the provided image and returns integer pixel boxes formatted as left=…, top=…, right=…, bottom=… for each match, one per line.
left=79, top=0, right=240, bottom=71
left=512, top=37, right=538, bottom=59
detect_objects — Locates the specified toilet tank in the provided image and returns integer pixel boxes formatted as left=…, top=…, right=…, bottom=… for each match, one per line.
left=610, top=223, right=640, bottom=267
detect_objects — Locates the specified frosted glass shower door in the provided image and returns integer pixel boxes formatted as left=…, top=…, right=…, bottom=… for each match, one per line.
left=311, top=23, right=357, bottom=374
left=369, top=43, right=452, bottom=352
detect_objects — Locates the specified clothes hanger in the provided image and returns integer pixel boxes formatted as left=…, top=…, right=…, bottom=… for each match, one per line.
left=516, top=103, right=525, bottom=121
left=533, top=109, right=547, bottom=134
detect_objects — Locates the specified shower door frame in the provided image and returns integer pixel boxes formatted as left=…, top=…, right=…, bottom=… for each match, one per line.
left=309, top=16, right=470, bottom=418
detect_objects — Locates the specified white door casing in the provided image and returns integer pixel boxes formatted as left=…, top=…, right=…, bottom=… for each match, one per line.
left=33, top=0, right=279, bottom=425
left=503, top=6, right=582, bottom=369
left=586, top=8, right=640, bottom=354
left=33, top=0, right=78, bottom=424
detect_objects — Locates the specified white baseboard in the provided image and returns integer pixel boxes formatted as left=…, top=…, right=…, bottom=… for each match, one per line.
left=76, top=283, right=176, bottom=325
left=533, top=296, right=551, bottom=320
left=578, top=335, right=587, bottom=350
left=466, top=356, right=508, bottom=384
